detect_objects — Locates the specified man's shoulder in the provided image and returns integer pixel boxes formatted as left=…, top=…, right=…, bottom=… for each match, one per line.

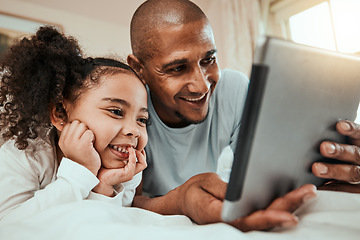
left=220, top=68, right=249, bottom=85
left=217, top=69, right=249, bottom=93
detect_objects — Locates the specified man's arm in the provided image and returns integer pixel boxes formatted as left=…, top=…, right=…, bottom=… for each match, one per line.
left=133, top=180, right=182, bottom=216
left=313, top=120, right=360, bottom=192
left=133, top=172, right=316, bottom=232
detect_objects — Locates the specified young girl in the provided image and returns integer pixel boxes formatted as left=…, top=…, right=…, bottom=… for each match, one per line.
left=0, top=26, right=148, bottom=223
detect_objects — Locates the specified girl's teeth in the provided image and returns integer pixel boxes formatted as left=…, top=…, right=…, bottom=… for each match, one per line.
left=111, top=145, right=129, bottom=153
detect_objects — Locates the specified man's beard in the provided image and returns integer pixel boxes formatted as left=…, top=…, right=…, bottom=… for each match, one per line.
left=174, top=107, right=210, bottom=126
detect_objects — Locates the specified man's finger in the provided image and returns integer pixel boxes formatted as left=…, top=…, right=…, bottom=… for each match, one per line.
left=226, top=185, right=316, bottom=231
left=229, top=210, right=298, bottom=232
left=318, top=181, right=360, bottom=193
left=336, top=121, right=360, bottom=141
left=267, top=184, right=317, bottom=212
left=313, top=162, right=360, bottom=183
left=319, top=141, right=360, bottom=165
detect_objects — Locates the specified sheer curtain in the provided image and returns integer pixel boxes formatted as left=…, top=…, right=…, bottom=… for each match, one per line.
left=203, top=0, right=266, bottom=77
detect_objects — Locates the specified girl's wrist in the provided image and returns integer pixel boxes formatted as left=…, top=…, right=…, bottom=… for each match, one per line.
left=92, top=182, right=114, bottom=197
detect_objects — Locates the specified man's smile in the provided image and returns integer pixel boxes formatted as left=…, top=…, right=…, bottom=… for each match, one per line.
left=182, top=92, right=207, bottom=102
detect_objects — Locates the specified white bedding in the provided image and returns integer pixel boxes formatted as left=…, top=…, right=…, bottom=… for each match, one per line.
left=0, top=190, right=359, bottom=240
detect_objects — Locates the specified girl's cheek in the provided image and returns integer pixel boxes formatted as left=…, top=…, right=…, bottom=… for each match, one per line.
left=139, top=132, right=148, bottom=150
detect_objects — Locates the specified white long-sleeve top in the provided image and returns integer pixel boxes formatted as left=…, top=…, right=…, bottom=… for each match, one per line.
left=0, top=136, right=141, bottom=223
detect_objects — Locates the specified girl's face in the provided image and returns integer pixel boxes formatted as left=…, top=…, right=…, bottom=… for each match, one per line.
left=64, top=72, right=148, bottom=169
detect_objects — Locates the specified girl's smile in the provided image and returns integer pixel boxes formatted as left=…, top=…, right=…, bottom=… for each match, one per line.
left=63, top=72, right=148, bottom=169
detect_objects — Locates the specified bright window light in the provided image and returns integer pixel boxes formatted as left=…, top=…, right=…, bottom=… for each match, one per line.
left=288, top=0, right=360, bottom=123
left=289, top=0, right=360, bottom=54
left=289, top=2, right=336, bottom=51
left=331, top=0, right=360, bottom=53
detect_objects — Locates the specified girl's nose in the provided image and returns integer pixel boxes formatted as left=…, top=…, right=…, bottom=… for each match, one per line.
left=122, top=122, right=140, bottom=138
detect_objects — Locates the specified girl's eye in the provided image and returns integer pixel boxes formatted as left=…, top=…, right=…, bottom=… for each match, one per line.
left=137, top=117, right=148, bottom=126
left=109, top=109, right=123, bottom=117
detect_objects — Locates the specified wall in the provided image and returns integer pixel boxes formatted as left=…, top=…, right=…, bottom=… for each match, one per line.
left=0, top=0, right=138, bottom=58
left=0, top=0, right=213, bottom=60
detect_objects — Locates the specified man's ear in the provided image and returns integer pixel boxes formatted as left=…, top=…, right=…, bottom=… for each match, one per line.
left=49, top=104, right=66, bottom=131
left=127, top=54, right=146, bottom=84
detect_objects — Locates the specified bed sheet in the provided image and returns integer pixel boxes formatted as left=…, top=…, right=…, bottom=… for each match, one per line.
left=0, top=190, right=359, bottom=240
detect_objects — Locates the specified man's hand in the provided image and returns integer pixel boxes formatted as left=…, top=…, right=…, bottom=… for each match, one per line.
left=229, top=183, right=316, bottom=231
left=133, top=172, right=316, bottom=232
left=58, top=120, right=101, bottom=176
left=313, top=120, right=360, bottom=193
left=177, top=173, right=316, bottom=232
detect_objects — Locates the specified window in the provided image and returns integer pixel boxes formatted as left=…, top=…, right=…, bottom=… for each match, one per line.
left=288, top=0, right=360, bottom=54
left=289, top=0, right=360, bottom=123
left=0, top=13, right=62, bottom=54
left=271, top=0, right=360, bottom=123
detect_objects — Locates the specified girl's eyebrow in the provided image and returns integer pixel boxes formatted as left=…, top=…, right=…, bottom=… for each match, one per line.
left=103, top=97, right=129, bottom=106
left=102, top=97, right=148, bottom=113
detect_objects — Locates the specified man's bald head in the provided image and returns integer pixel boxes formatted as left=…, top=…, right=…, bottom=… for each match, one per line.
left=130, top=0, right=209, bottom=62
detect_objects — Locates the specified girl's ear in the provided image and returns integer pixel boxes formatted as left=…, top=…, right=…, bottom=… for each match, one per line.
left=49, top=104, right=66, bottom=131
left=127, top=54, right=146, bottom=84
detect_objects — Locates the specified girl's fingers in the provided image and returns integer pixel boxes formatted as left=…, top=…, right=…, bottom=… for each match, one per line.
left=58, top=123, right=68, bottom=147
left=60, top=120, right=92, bottom=146
left=120, top=147, right=137, bottom=176
left=81, top=129, right=95, bottom=146
left=70, top=121, right=89, bottom=141
left=60, top=121, right=70, bottom=137
left=60, top=120, right=80, bottom=143
left=134, top=149, right=147, bottom=173
left=127, top=147, right=137, bottom=167
left=98, top=148, right=147, bottom=186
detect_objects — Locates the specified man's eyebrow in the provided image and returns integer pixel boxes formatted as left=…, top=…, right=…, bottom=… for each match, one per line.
left=205, top=49, right=217, bottom=57
left=161, top=49, right=218, bottom=70
left=102, top=97, right=148, bottom=113
left=162, top=59, right=189, bottom=70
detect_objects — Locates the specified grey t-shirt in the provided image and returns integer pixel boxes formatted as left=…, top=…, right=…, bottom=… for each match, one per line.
left=143, top=69, right=249, bottom=196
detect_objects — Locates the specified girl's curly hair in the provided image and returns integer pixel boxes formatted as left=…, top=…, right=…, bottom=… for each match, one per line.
left=0, top=26, right=138, bottom=150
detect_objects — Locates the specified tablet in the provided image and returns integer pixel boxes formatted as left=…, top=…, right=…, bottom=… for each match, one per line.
left=221, top=36, right=360, bottom=222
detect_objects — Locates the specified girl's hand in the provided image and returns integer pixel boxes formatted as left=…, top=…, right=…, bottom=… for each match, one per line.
left=58, top=120, right=101, bottom=176
left=93, top=148, right=147, bottom=197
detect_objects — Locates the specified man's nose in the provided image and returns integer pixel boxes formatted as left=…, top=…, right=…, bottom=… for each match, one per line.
left=187, top=66, right=211, bottom=93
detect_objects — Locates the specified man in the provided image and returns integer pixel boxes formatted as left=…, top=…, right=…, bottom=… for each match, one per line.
left=127, top=0, right=360, bottom=231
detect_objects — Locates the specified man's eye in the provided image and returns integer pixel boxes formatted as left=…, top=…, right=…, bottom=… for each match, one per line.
left=170, top=65, right=186, bottom=72
left=109, top=109, right=123, bottom=117
left=202, top=57, right=216, bottom=65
